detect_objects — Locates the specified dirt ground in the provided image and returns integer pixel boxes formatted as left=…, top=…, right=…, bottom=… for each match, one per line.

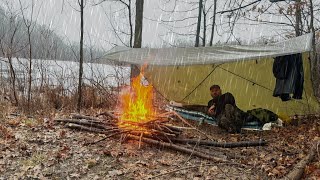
left=0, top=110, right=319, bottom=180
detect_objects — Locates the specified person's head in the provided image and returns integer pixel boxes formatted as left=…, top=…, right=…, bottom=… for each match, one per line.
left=210, top=85, right=221, bottom=98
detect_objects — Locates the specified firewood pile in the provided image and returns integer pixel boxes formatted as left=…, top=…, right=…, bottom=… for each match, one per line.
left=54, top=111, right=267, bottom=162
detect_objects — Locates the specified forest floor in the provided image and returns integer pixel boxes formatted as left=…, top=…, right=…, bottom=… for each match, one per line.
left=0, top=107, right=320, bottom=180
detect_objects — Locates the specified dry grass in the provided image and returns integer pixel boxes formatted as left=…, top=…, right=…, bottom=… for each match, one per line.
left=2, top=85, right=118, bottom=116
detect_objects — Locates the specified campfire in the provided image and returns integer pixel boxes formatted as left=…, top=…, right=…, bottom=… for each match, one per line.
left=116, top=67, right=157, bottom=133
left=54, top=67, right=267, bottom=161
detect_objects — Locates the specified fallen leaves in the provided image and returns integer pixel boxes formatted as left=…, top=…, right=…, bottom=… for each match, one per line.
left=0, top=112, right=319, bottom=179
left=56, top=144, right=71, bottom=160
left=108, top=169, right=123, bottom=177
left=0, top=125, right=14, bottom=139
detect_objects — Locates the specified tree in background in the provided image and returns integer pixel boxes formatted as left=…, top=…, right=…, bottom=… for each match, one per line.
left=195, top=0, right=203, bottom=47
left=18, top=0, right=39, bottom=112
left=156, top=0, right=261, bottom=47
left=77, top=0, right=85, bottom=112
left=131, top=0, right=144, bottom=78
left=240, top=0, right=320, bottom=96
left=0, top=1, right=23, bottom=106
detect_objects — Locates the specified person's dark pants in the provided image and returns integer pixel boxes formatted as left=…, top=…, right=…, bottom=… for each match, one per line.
left=217, top=104, right=246, bottom=133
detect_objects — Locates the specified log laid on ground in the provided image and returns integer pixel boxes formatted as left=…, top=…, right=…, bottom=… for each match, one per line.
left=170, top=138, right=267, bottom=148
left=65, top=123, right=110, bottom=134
left=127, top=134, right=226, bottom=162
left=97, top=111, right=118, bottom=120
left=281, top=141, right=319, bottom=180
left=55, top=119, right=107, bottom=129
left=71, top=113, right=104, bottom=122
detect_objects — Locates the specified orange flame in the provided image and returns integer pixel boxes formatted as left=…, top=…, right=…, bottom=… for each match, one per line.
left=117, top=67, right=155, bottom=131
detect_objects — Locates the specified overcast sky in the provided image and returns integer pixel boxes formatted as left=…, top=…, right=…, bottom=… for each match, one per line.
left=1, top=0, right=319, bottom=51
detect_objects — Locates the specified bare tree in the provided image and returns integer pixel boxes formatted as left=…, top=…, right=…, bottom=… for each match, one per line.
left=133, top=0, right=144, bottom=48
left=19, top=0, right=37, bottom=111
left=239, top=0, right=320, bottom=96
left=95, top=0, right=134, bottom=47
left=131, top=0, right=144, bottom=78
left=209, top=0, right=217, bottom=46
left=155, top=0, right=261, bottom=47
left=77, top=0, right=85, bottom=112
left=0, top=1, right=24, bottom=106
left=308, top=0, right=320, bottom=97
left=195, top=0, right=203, bottom=47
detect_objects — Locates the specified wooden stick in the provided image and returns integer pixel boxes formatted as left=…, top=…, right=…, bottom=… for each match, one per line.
left=98, top=111, right=118, bottom=120
left=138, top=133, right=143, bottom=149
left=172, top=111, right=214, bottom=141
left=65, top=123, right=120, bottom=135
left=170, top=138, right=267, bottom=148
left=163, top=124, right=184, bottom=132
left=54, top=119, right=107, bottom=129
left=156, top=124, right=181, bottom=136
left=71, top=113, right=103, bottom=122
left=65, top=123, right=106, bottom=133
left=281, top=141, right=319, bottom=180
left=127, top=134, right=225, bottom=162
left=149, top=129, right=176, bottom=137
left=84, top=130, right=131, bottom=146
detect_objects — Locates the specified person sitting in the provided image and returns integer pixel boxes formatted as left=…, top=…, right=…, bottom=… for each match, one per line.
left=207, top=85, right=246, bottom=133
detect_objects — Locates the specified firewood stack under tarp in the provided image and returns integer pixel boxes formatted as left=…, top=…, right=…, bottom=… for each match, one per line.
left=54, top=111, right=267, bottom=162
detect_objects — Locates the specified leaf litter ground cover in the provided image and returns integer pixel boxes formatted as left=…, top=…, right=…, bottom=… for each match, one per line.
left=0, top=109, right=319, bottom=179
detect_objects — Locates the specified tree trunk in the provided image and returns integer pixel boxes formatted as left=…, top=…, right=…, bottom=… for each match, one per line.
left=202, top=4, right=206, bottom=47
left=77, top=0, right=84, bottom=112
left=128, top=0, right=133, bottom=48
left=131, top=0, right=144, bottom=78
left=8, top=57, right=18, bottom=106
left=195, top=0, right=203, bottom=47
left=308, top=0, right=319, bottom=98
left=27, top=27, right=32, bottom=112
left=209, top=0, right=217, bottom=46
left=8, top=26, right=19, bottom=106
left=295, top=0, right=302, bottom=37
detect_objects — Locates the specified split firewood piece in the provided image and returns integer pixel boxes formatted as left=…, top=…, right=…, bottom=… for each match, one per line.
left=281, top=141, right=319, bottom=180
left=54, top=119, right=107, bottom=129
left=127, top=134, right=226, bottom=162
left=71, top=113, right=104, bottom=122
left=169, top=138, right=267, bottom=148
